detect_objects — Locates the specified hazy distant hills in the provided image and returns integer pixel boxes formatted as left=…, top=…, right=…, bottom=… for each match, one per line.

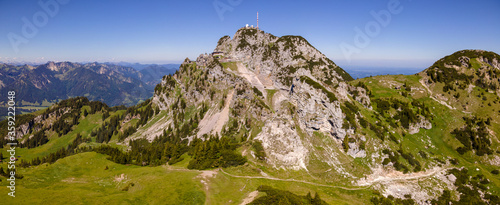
left=0, top=62, right=179, bottom=107
left=344, top=67, right=424, bottom=79
left=106, top=62, right=179, bottom=71
left=103, top=62, right=179, bottom=87
left=138, top=64, right=179, bottom=87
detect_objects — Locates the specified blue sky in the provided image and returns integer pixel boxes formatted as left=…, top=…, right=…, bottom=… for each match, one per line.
left=0, top=0, right=499, bottom=69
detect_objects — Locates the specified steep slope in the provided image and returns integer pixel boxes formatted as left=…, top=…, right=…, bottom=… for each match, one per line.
left=420, top=49, right=500, bottom=114
left=150, top=27, right=370, bottom=171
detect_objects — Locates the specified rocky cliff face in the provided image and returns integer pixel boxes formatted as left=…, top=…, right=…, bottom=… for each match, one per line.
left=152, top=28, right=370, bottom=170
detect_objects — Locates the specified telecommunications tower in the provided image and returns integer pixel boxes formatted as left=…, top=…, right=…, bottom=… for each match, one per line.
left=257, top=12, right=259, bottom=29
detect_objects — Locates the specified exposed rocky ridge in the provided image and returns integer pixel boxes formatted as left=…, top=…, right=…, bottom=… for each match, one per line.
left=3, top=105, right=71, bottom=142
left=215, top=28, right=353, bottom=88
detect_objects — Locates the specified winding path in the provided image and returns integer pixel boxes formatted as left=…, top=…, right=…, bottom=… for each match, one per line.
left=419, top=79, right=456, bottom=110
left=219, top=168, right=370, bottom=191
left=165, top=164, right=450, bottom=202
left=357, top=166, right=449, bottom=186
left=219, top=166, right=450, bottom=191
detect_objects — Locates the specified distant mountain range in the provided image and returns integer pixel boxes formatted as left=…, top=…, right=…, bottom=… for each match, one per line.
left=0, top=61, right=179, bottom=108
left=104, top=62, right=180, bottom=71
left=343, top=67, right=424, bottom=79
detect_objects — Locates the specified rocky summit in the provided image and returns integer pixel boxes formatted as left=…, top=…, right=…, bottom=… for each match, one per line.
left=152, top=27, right=369, bottom=170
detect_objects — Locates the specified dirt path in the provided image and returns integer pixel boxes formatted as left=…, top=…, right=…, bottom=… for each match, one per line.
left=357, top=166, right=448, bottom=186
left=197, top=170, right=217, bottom=191
left=219, top=168, right=369, bottom=191
left=220, top=166, right=449, bottom=191
left=419, top=79, right=456, bottom=110
left=165, top=165, right=449, bottom=203
left=419, top=78, right=432, bottom=95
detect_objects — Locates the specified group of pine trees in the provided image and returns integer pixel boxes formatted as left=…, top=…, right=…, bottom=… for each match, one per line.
left=381, top=148, right=422, bottom=173
left=373, top=98, right=431, bottom=130
left=249, top=185, right=328, bottom=205
left=0, top=97, right=110, bottom=148
left=453, top=116, right=493, bottom=156
left=187, top=136, right=246, bottom=169
left=91, top=113, right=123, bottom=143
left=92, top=134, right=247, bottom=169
left=5, top=81, right=250, bottom=172
left=87, top=94, right=245, bottom=169
left=20, top=129, right=48, bottom=148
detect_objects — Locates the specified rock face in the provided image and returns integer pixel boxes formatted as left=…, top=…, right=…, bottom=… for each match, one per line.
left=478, top=55, right=500, bottom=70
left=290, top=71, right=346, bottom=139
left=152, top=27, right=369, bottom=170
left=7, top=106, right=70, bottom=140
left=255, top=120, right=308, bottom=170
left=409, top=116, right=432, bottom=134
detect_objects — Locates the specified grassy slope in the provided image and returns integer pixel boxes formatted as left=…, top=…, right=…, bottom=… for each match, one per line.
left=0, top=105, right=372, bottom=204
left=0, top=150, right=374, bottom=205
left=2, top=112, right=103, bottom=163
left=221, top=62, right=238, bottom=72
left=0, top=152, right=205, bottom=205
left=210, top=168, right=372, bottom=205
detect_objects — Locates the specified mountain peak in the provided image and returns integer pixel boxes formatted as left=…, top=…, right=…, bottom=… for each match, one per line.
left=428, top=49, right=500, bottom=71
left=39, top=61, right=81, bottom=72
left=421, top=49, right=500, bottom=98
left=214, top=29, right=352, bottom=90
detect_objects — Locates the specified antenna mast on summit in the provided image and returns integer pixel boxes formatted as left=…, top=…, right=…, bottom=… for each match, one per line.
left=257, top=12, right=259, bottom=29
